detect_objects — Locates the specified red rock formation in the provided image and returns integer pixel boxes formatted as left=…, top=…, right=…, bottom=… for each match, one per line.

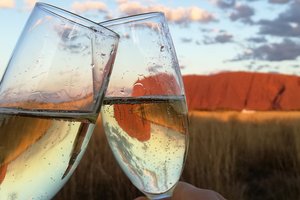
left=114, top=73, right=181, bottom=142
left=183, top=72, right=300, bottom=111
left=114, top=103, right=151, bottom=142
left=114, top=71, right=300, bottom=142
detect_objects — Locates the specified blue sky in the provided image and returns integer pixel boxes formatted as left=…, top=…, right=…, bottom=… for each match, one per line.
left=1, top=0, right=300, bottom=76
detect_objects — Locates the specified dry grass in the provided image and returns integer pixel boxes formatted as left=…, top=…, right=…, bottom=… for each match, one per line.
left=55, top=111, right=300, bottom=200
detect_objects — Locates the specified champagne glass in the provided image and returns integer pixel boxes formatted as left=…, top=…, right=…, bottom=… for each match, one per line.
left=100, top=12, right=189, bottom=199
left=0, top=3, right=118, bottom=199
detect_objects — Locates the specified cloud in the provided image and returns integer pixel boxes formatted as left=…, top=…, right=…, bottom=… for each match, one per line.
left=23, top=0, right=36, bottom=9
left=259, top=20, right=300, bottom=37
left=0, top=0, right=15, bottom=8
left=189, top=7, right=215, bottom=22
left=230, top=4, right=254, bottom=24
left=53, top=24, right=90, bottom=54
left=258, top=1, right=300, bottom=37
left=247, top=36, right=267, bottom=43
left=117, top=1, right=216, bottom=24
left=268, top=0, right=290, bottom=4
left=208, top=0, right=236, bottom=8
left=201, top=32, right=233, bottom=44
left=215, top=33, right=233, bottom=43
left=181, top=37, right=193, bottom=43
left=202, top=36, right=215, bottom=44
left=116, top=0, right=127, bottom=3
left=234, top=39, right=300, bottom=61
left=291, top=64, right=300, bottom=68
left=217, top=0, right=236, bottom=9
left=71, top=1, right=107, bottom=13
left=200, top=28, right=212, bottom=32
left=24, top=0, right=36, bottom=7
left=255, top=64, right=271, bottom=71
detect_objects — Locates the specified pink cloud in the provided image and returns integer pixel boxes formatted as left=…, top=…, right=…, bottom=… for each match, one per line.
left=116, top=0, right=128, bottom=4
left=72, top=1, right=107, bottom=13
left=24, top=0, right=36, bottom=9
left=0, top=0, right=15, bottom=8
left=188, top=6, right=215, bottom=22
left=118, top=1, right=215, bottom=23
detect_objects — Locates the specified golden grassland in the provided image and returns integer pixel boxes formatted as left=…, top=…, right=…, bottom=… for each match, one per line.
left=55, top=111, right=300, bottom=200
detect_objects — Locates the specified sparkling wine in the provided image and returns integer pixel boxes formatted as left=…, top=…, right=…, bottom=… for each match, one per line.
left=101, top=95, right=189, bottom=196
left=0, top=112, right=95, bottom=200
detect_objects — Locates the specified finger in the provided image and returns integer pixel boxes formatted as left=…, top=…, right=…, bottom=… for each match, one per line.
left=172, top=182, right=226, bottom=200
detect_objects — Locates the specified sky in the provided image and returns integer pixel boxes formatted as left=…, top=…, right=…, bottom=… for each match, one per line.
left=0, top=0, right=300, bottom=76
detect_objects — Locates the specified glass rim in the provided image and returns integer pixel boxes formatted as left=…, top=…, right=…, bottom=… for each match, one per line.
left=99, top=12, right=165, bottom=26
left=36, top=2, right=119, bottom=39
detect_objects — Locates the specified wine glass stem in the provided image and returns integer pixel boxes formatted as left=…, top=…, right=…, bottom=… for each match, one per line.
left=144, top=186, right=176, bottom=200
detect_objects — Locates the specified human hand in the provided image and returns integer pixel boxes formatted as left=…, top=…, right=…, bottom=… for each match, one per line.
left=134, top=182, right=226, bottom=200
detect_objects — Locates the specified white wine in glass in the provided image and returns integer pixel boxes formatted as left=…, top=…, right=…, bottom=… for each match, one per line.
left=0, top=3, right=119, bottom=199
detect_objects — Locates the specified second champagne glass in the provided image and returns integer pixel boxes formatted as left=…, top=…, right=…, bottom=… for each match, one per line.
left=100, top=13, right=189, bottom=199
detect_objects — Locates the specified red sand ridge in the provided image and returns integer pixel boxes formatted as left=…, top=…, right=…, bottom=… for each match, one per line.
left=183, top=71, right=300, bottom=111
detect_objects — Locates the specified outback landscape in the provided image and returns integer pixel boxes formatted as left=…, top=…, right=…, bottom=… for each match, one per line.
left=54, top=72, right=300, bottom=200
left=1, top=0, right=300, bottom=199
left=54, top=110, right=300, bottom=200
